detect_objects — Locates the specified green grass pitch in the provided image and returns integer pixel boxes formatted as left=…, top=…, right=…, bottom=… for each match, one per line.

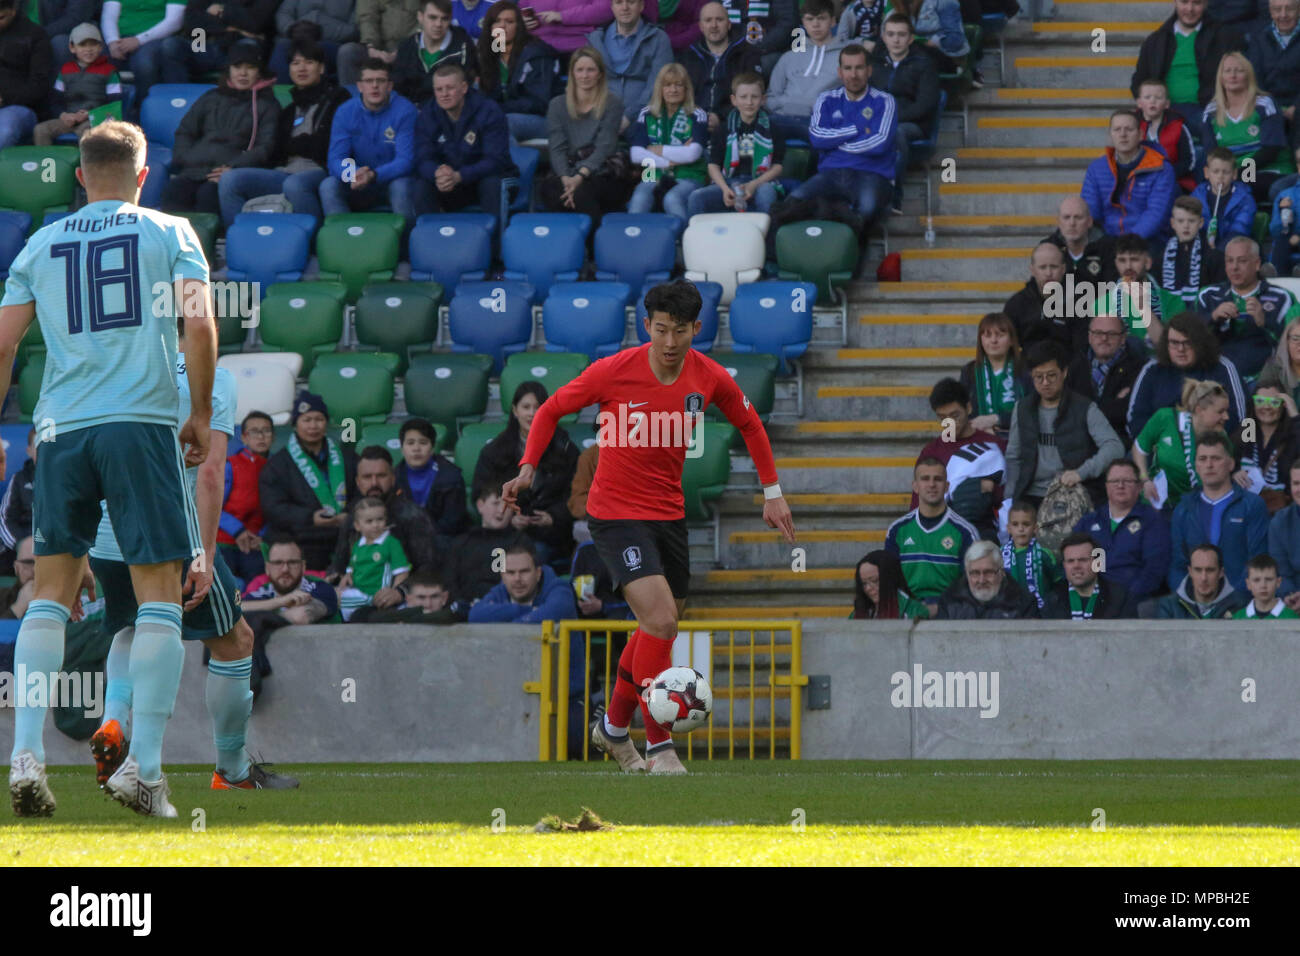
left=6, top=760, right=1300, bottom=865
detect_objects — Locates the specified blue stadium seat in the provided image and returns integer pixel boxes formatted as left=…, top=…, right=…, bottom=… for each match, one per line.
left=508, top=142, right=540, bottom=214
left=727, top=281, right=817, bottom=374
left=594, top=217, right=676, bottom=290
left=602, top=212, right=686, bottom=238
left=140, top=84, right=214, bottom=148
left=409, top=214, right=493, bottom=291
left=224, top=215, right=312, bottom=295
left=139, top=143, right=172, bottom=208
left=634, top=279, right=722, bottom=351
left=542, top=282, right=630, bottom=360
left=502, top=213, right=589, bottom=301
left=42, top=211, right=72, bottom=227
left=234, top=210, right=318, bottom=237
left=447, top=280, right=535, bottom=373
left=0, top=211, right=30, bottom=281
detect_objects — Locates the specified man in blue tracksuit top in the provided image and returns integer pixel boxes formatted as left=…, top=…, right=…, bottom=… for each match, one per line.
left=792, top=42, right=898, bottom=228
left=415, top=62, right=519, bottom=234
left=1073, top=458, right=1172, bottom=605
left=1168, top=431, right=1270, bottom=593
left=321, top=57, right=421, bottom=226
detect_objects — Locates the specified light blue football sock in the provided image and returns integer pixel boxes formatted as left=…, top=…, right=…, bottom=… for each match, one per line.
left=9, top=600, right=70, bottom=763
left=206, top=657, right=253, bottom=782
left=103, top=627, right=134, bottom=735
left=126, top=603, right=184, bottom=781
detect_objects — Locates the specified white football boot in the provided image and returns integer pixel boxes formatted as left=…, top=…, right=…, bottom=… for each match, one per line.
left=9, top=750, right=57, bottom=817
left=646, top=746, right=687, bottom=775
left=105, top=756, right=178, bottom=818
left=591, top=720, right=647, bottom=772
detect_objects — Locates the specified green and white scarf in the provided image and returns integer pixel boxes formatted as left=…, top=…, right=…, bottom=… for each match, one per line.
left=1068, top=586, right=1100, bottom=620
left=725, top=109, right=774, bottom=177
left=1002, top=538, right=1045, bottom=609
left=645, top=107, right=705, bottom=182
left=1177, top=409, right=1199, bottom=492
left=288, top=434, right=347, bottom=513
left=975, top=358, right=1021, bottom=418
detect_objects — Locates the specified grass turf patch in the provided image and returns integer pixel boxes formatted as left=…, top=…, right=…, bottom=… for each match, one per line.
left=5, top=760, right=1299, bottom=865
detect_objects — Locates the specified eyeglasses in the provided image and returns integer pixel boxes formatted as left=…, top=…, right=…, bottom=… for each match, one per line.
left=1167, top=336, right=1193, bottom=350
left=267, top=559, right=303, bottom=568
left=1031, top=371, right=1062, bottom=384
left=1253, top=395, right=1284, bottom=408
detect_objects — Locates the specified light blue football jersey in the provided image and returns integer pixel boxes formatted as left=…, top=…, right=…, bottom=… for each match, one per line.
left=90, top=356, right=237, bottom=562
left=0, top=200, right=209, bottom=437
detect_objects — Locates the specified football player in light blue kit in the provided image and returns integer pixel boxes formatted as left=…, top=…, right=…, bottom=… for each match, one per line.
left=0, top=120, right=218, bottom=818
left=87, top=323, right=297, bottom=792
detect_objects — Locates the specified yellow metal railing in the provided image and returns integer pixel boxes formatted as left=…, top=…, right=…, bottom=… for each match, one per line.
left=529, top=619, right=807, bottom=762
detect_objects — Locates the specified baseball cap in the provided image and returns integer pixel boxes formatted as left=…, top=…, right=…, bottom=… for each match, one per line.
left=70, top=23, right=103, bottom=44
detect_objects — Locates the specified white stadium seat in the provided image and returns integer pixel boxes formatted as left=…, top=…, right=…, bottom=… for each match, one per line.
left=682, top=217, right=767, bottom=305
left=217, top=354, right=301, bottom=425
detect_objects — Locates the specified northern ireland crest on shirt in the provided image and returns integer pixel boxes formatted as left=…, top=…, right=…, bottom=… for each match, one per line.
left=465, top=130, right=477, bottom=145
left=384, top=126, right=396, bottom=141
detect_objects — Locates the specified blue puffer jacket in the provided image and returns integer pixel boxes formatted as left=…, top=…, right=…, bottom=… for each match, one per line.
left=1191, top=181, right=1256, bottom=245
left=1081, top=144, right=1177, bottom=241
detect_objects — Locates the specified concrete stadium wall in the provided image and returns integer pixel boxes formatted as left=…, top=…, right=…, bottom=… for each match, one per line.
left=4, top=619, right=1300, bottom=765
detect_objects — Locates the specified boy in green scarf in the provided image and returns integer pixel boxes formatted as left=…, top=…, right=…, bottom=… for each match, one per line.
left=687, top=71, right=785, bottom=215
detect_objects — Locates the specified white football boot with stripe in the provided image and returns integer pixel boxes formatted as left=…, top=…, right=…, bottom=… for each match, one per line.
left=10, top=750, right=57, bottom=817
left=105, top=756, right=178, bottom=818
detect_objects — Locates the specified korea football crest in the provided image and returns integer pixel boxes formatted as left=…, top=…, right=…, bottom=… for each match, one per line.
left=623, top=546, right=643, bottom=571
left=684, top=392, right=704, bottom=415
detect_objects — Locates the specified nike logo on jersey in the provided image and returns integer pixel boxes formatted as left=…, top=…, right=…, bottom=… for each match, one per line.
left=629, top=402, right=649, bottom=408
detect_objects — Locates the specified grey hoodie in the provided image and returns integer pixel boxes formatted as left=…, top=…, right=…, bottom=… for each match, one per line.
left=1155, top=575, right=1245, bottom=619
left=764, top=37, right=847, bottom=118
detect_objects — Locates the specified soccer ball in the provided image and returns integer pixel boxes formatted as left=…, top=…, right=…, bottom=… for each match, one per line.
left=645, top=666, right=712, bottom=733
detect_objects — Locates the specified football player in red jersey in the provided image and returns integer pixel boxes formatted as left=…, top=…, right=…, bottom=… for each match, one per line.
left=503, top=280, right=796, bottom=773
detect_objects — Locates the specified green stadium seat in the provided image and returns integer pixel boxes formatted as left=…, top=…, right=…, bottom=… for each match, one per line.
left=451, top=420, right=504, bottom=494
left=16, top=316, right=45, bottom=373
left=315, top=350, right=401, bottom=377
left=0, top=145, right=81, bottom=167
left=18, top=352, right=45, bottom=423
left=177, top=211, right=220, bottom=262
left=353, top=281, right=444, bottom=375
left=360, top=421, right=450, bottom=462
left=0, top=156, right=76, bottom=231
left=265, top=279, right=349, bottom=303
left=315, top=216, right=402, bottom=302
left=1253, top=210, right=1270, bottom=244
left=562, top=421, right=599, bottom=452
left=217, top=310, right=248, bottom=354
left=681, top=421, right=735, bottom=522
left=776, top=220, right=857, bottom=306
left=499, top=352, right=588, bottom=425
left=781, top=146, right=811, bottom=182
left=705, top=352, right=777, bottom=423
left=404, top=353, right=492, bottom=447
left=258, top=287, right=345, bottom=375
left=322, top=211, right=405, bottom=236
left=308, top=355, right=396, bottom=427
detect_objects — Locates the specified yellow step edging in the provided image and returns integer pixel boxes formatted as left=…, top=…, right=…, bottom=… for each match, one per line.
left=875, top=280, right=1022, bottom=292
left=731, top=529, right=889, bottom=544
left=979, top=116, right=1109, bottom=128
left=818, top=384, right=932, bottom=397
left=995, top=87, right=1132, bottom=100
left=838, top=347, right=973, bottom=359
left=919, top=215, right=1057, bottom=227
left=939, top=182, right=1078, bottom=194
left=795, top=419, right=935, bottom=433
left=957, top=146, right=1100, bottom=159
left=773, top=456, right=915, bottom=468
left=748, top=493, right=911, bottom=506
left=900, top=246, right=1033, bottom=260
left=860, top=312, right=983, bottom=325
left=1014, top=56, right=1136, bottom=67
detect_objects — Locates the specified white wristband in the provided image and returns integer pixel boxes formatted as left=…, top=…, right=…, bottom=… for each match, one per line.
left=763, top=483, right=783, bottom=500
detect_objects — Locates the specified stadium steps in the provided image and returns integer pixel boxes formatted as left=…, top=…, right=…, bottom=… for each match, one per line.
left=1042, top=0, right=1171, bottom=23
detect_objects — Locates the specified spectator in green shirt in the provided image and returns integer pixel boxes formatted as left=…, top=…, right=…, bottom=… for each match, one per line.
left=1133, top=377, right=1231, bottom=512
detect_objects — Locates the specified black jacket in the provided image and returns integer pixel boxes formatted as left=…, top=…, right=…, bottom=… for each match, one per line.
left=870, top=46, right=940, bottom=127
left=481, top=38, right=560, bottom=118
left=1003, top=279, right=1085, bottom=353
left=677, top=26, right=763, bottom=118
left=394, top=456, right=470, bottom=538
left=0, top=13, right=53, bottom=110
left=393, top=27, right=479, bottom=105
left=1246, top=20, right=1300, bottom=110
left=182, top=0, right=279, bottom=53
left=445, top=525, right=517, bottom=616
left=327, top=490, right=441, bottom=578
left=172, top=77, right=281, bottom=180
left=1042, top=578, right=1136, bottom=620
left=0, top=458, right=34, bottom=557
left=1066, top=336, right=1147, bottom=446
left=937, top=575, right=1041, bottom=620
left=474, top=428, right=579, bottom=553
left=273, top=79, right=352, bottom=168
left=259, top=441, right=359, bottom=572
left=1130, top=15, right=1244, bottom=106
left=1043, top=228, right=1119, bottom=283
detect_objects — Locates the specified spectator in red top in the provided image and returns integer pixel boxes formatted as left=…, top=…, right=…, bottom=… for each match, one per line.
left=1135, top=77, right=1197, bottom=192
left=220, top=410, right=273, bottom=586
left=914, top=378, right=1005, bottom=538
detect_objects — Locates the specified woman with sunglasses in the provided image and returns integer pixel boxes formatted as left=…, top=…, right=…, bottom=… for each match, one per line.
left=1131, top=378, right=1231, bottom=511
left=1232, top=384, right=1300, bottom=513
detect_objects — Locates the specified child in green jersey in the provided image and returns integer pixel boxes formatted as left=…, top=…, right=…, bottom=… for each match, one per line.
left=1001, top=500, right=1063, bottom=610
left=1231, top=554, right=1300, bottom=619
left=338, top=496, right=411, bottom=621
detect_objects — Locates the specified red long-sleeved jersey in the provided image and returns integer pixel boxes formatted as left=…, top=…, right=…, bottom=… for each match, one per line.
left=519, top=344, right=780, bottom=521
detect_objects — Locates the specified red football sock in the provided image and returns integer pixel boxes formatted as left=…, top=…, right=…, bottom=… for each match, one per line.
left=604, top=629, right=642, bottom=732
left=633, top=630, right=675, bottom=747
